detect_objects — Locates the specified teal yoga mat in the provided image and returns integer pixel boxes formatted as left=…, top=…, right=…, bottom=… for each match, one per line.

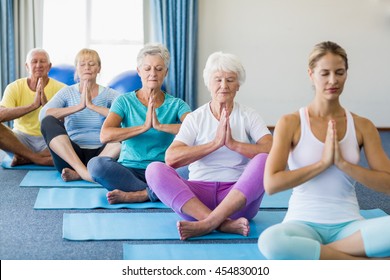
left=62, top=209, right=387, bottom=241
left=1, top=155, right=55, bottom=170
left=123, top=243, right=266, bottom=260
left=62, top=211, right=287, bottom=241
left=34, top=188, right=168, bottom=209
left=34, top=188, right=290, bottom=210
left=261, top=189, right=291, bottom=208
left=19, top=170, right=101, bottom=188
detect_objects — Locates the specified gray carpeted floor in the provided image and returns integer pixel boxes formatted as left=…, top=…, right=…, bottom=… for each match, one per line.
left=0, top=132, right=389, bottom=260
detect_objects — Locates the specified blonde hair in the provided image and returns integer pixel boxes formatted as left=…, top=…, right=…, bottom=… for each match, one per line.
left=74, top=48, right=101, bottom=81
left=308, top=41, right=348, bottom=71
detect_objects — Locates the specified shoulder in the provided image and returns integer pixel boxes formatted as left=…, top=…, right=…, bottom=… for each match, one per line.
left=274, top=111, right=301, bottom=143
left=48, top=78, right=66, bottom=88
left=101, top=86, right=120, bottom=96
left=351, top=112, right=377, bottom=144
left=351, top=112, right=375, bottom=129
left=111, top=91, right=136, bottom=107
left=277, top=112, right=300, bottom=127
left=182, top=104, right=208, bottom=122
left=164, top=93, right=188, bottom=105
left=191, top=103, right=208, bottom=115
left=5, top=78, right=26, bottom=90
left=234, top=103, right=264, bottom=119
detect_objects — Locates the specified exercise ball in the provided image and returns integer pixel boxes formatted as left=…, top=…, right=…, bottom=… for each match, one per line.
left=48, top=64, right=76, bottom=85
left=107, top=70, right=142, bottom=94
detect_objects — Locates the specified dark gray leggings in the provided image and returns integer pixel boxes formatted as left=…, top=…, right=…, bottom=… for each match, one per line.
left=87, top=156, right=158, bottom=201
left=41, top=115, right=105, bottom=173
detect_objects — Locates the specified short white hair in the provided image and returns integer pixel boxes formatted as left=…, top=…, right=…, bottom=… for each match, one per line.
left=25, top=48, right=51, bottom=64
left=203, top=51, right=246, bottom=90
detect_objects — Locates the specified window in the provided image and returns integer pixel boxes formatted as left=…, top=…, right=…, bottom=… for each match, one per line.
left=42, top=0, right=144, bottom=85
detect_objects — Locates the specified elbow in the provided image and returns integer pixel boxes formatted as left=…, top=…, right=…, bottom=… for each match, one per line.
left=0, top=109, right=8, bottom=122
left=165, top=152, right=180, bottom=169
left=38, top=111, right=45, bottom=122
left=99, top=130, right=111, bottom=144
left=263, top=177, right=278, bottom=195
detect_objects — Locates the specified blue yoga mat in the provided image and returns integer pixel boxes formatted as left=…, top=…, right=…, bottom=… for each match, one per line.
left=62, top=211, right=287, bottom=241
left=261, top=189, right=291, bottom=208
left=123, top=243, right=266, bottom=260
left=34, top=188, right=290, bottom=210
left=34, top=188, right=168, bottom=209
left=63, top=209, right=387, bottom=241
left=1, top=155, right=55, bottom=170
left=19, top=170, right=101, bottom=188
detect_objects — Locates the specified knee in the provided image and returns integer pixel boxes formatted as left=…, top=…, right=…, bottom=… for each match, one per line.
left=87, top=156, right=110, bottom=178
left=253, top=153, right=269, bottom=167
left=146, top=162, right=173, bottom=189
left=40, top=115, right=60, bottom=140
left=258, top=225, right=284, bottom=260
left=146, top=162, right=169, bottom=179
left=40, top=115, right=56, bottom=132
left=258, top=224, right=300, bottom=260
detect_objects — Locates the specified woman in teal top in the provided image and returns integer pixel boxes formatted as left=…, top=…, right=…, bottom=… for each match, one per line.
left=87, top=44, right=191, bottom=204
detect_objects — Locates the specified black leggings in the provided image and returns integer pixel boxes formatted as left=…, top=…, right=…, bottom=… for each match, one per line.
left=41, top=115, right=105, bottom=172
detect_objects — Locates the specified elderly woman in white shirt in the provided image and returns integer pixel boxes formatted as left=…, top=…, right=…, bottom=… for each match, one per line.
left=146, top=51, right=273, bottom=240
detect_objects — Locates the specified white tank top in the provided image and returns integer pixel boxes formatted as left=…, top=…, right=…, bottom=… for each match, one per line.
left=284, top=107, right=363, bottom=223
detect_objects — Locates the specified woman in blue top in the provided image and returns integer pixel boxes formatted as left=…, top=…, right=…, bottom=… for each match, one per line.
left=39, top=48, right=121, bottom=182
left=87, top=44, right=191, bottom=204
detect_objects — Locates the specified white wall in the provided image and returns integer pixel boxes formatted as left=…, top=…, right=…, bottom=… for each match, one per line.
left=198, top=0, right=390, bottom=127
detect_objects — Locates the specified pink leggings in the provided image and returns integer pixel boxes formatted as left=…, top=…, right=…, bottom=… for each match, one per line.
left=145, top=153, right=268, bottom=221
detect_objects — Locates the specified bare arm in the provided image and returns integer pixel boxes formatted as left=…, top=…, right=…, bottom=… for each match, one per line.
left=0, top=104, right=40, bottom=122
left=264, top=114, right=331, bottom=195
left=0, top=78, right=45, bottom=122
left=85, top=83, right=110, bottom=117
left=152, top=111, right=190, bottom=135
left=45, top=102, right=84, bottom=120
left=225, top=114, right=272, bottom=158
left=100, top=111, right=151, bottom=143
left=165, top=109, right=228, bottom=168
left=335, top=116, right=390, bottom=194
left=45, top=85, right=85, bottom=119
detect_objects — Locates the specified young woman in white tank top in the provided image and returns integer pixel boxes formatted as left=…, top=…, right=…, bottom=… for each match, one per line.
left=258, top=41, right=390, bottom=260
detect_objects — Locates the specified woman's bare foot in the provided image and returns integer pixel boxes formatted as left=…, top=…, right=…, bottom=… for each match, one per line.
left=177, top=217, right=250, bottom=240
left=106, top=189, right=149, bottom=204
left=218, top=217, right=250, bottom=236
left=61, top=168, right=82, bottom=182
left=177, top=219, right=214, bottom=240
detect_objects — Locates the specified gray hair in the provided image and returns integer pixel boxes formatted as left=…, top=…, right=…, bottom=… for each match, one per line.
left=136, top=43, right=170, bottom=69
left=203, top=51, right=246, bottom=90
left=25, top=48, right=51, bottom=64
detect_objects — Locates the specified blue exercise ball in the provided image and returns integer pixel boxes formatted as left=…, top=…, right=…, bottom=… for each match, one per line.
left=48, top=64, right=76, bottom=86
left=108, top=70, right=142, bottom=94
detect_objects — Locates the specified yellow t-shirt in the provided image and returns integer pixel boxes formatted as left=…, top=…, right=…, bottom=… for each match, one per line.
left=0, top=78, right=66, bottom=136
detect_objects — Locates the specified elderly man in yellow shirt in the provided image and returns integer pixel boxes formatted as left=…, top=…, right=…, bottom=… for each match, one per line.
left=0, top=48, right=66, bottom=166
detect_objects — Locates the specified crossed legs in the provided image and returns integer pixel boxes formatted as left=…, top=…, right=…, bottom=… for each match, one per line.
left=48, top=134, right=120, bottom=182
left=177, top=189, right=249, bottom=240
left=41, top=115, right=120, bottom=182
left=146, top=153, right=267, bottom=240
left=258, top=216, right=390, bottom=259
left=0, top=123, right=52, bottom=166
